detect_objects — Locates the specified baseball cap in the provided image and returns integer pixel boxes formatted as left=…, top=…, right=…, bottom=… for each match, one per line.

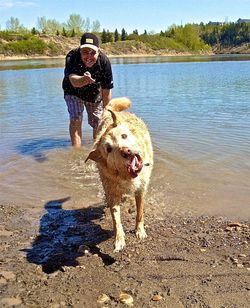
left=80, top=33, right=99, bottom=52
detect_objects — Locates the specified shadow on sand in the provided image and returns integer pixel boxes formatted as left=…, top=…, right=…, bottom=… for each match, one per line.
left=16, top=138, right=70, bottom=162
left=24, top=197, right=114, bottom=273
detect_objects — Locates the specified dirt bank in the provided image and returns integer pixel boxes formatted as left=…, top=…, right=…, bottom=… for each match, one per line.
left=0, top=201, right=249, bottom=307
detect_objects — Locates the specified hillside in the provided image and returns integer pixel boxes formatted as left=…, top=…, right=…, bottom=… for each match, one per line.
left=0, top=34, right=249, bottom=60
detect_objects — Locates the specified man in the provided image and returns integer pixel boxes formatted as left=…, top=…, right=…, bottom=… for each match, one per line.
left=62, top=33, right=113, bottom=147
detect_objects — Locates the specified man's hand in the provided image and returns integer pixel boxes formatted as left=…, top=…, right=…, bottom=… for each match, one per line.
left=83, top=71, right=95, bottom=85
left=69, top=72, right=95, bottom=88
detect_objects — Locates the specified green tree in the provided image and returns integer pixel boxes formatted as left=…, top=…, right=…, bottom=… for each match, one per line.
left=37, top=17, right=62, bottom=34
left=85, top=17, right=90, bottom=32
left=47, top=19, right=62, bottom=34
left=121, top=28, right=128, bottom=41
left=66, top=14, right=85, bottom=34
left=92, top=20, right=101, bottom=32
left=114, top=29, right=119, bottom=41
left=37, top=16, right=47, bottom=34
left=31, top=27, right=39, bottom=35
left=70, top=28, right=76, bottom=37
left=106, top=30, right=113, bottom=42
left=62, top=27, right=67, bottom=37
left=101, top=29, right=107, bottom=43
left=174, top=24, right=208, bottom=51
left=6, top=17, right=24, bottom=32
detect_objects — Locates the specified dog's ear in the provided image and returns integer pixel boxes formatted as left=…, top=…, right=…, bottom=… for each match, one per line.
left=85, top=149, right=103, bottom=163
left=108, top=109, right=118, bottom=127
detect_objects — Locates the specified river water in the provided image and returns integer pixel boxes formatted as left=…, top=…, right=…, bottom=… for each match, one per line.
left=0, top=55, right=249, bottom=219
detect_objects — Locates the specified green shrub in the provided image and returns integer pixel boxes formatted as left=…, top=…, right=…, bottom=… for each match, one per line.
left=3, top=37, right=47, bottom=54
left=0, top=31, right=33, bottom=41
left=135, top=34, right=188, bottom=51
left=47, top=42, right=61, bottom=55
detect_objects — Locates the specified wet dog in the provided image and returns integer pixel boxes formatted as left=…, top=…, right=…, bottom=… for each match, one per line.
left=85, top=97, right=153, bottom=252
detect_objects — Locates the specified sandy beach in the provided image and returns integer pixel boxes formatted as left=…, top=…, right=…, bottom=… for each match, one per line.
left=0, top=199, right=249, bottom=307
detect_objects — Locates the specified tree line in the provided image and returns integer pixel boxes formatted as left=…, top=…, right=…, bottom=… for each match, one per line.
left=2, top=14, right=101, bottom=36
left=0, top=14, right=249, bottom=52
left=101, top=22, right=250, bottom=49
left=199, top=22, right=250, bottom=47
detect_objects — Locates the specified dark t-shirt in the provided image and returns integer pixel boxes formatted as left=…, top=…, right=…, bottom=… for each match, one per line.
left=62, top=48, right=113, bottom=102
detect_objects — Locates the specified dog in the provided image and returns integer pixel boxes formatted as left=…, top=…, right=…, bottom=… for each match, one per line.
left=85, top=97, right=153, bottom=252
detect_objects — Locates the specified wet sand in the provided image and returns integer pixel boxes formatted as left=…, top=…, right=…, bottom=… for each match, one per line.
left=0, top=199, right=249, bottom=307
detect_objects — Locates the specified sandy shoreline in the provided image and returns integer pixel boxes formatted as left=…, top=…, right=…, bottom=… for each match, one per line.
left=0, top=51, right=214, bottom=62
left=0, top=201, right=249, bottom=307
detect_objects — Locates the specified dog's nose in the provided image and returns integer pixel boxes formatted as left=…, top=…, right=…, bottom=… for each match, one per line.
left=120, top=147, right=131, bottom=158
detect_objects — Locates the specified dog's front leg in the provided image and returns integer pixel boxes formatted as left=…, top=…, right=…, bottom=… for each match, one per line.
left=135, top=191, right=147, bottom=240
left=110, top=204, right=125, bottom=252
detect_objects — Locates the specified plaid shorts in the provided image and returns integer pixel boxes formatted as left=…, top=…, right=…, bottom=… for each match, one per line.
left=64, top=94, right=103, bottom=129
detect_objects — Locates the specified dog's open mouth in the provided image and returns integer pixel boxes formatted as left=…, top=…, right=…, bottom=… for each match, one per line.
left=127, top=154, right=143, bottom=178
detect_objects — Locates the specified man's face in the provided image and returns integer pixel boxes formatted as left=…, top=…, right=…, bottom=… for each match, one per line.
left=80, top=47, right=99, bottom=67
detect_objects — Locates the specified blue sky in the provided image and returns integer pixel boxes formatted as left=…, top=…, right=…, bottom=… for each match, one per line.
left=0, top=0, right=249, bottom=33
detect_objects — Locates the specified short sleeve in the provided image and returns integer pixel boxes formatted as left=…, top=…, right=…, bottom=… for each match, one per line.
left=64, top=49, right=80, bottom=77
left=100, top=54, right=114, bottom=89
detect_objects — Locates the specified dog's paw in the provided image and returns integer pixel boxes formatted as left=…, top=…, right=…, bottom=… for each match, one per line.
left=135, top=226, right=148, bottom=240
left=114, top=237, right=126, bottom=252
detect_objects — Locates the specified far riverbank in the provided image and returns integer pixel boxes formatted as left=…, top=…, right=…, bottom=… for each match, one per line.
left=0, top=51, right=213, bottom=62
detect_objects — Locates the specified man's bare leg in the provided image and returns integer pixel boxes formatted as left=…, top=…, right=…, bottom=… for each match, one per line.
left=69, top=119, right=82, bottom=148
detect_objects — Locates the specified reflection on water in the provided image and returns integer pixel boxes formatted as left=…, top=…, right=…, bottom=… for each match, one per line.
left=16, top=138, right=69, bottom=162
left=0, top=56, right=249, bottom=219
left=1, top=54, right=250, bottom=71
left=0, top=58, right=65, bottom=71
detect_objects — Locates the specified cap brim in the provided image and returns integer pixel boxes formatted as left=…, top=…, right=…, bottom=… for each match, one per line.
left=80, top=44, right=99, bottom=52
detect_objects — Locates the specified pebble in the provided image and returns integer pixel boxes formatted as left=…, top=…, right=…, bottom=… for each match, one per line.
left=119, top=292, right=134, bottom=306
left=152, top=294, right=163, bottom=301
left=238, top=254, right=247, bottom=258
left=97, top=294, right=110, bottom=304
left=228, top=222, right=249, bottom=228
left=231, top=257, right=239, bottom=264
left=77, top=245, right=90, bottom=255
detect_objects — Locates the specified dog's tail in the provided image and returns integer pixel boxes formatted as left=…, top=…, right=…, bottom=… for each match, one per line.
left=106, top=97, right=131, bottom=112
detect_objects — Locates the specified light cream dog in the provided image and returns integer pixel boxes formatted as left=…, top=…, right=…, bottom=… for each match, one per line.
left=85, top=97, right=153, bottom=252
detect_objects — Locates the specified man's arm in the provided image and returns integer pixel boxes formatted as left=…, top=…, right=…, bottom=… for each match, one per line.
left=69, top=72, right=95, bottom=88
left=102, top=88, right=112, bottom=107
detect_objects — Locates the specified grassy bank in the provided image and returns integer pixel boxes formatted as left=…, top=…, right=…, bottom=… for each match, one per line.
left=0, top=32, right=249, bottom=59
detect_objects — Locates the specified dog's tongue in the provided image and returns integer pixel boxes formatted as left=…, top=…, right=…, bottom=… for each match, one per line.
left=128, top=154, right=143, bottom=178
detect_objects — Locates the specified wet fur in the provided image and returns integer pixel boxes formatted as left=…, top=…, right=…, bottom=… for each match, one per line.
left=86, top=97, right=153, bottom=251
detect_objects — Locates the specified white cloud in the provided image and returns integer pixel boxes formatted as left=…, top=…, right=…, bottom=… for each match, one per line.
left=0, top=0, right=14, bottom=8
left=0, top=0, right=37, bottom=8
left=16, top=1, right=37, bottom=7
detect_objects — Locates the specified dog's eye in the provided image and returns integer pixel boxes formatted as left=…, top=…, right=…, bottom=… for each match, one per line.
left=121, top=134, right=127, bottom=139
left=106, top=145, right=112, bottom=153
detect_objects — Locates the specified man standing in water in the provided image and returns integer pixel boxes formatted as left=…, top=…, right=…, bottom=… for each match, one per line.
left=63, top=33, right=113, bottom=147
